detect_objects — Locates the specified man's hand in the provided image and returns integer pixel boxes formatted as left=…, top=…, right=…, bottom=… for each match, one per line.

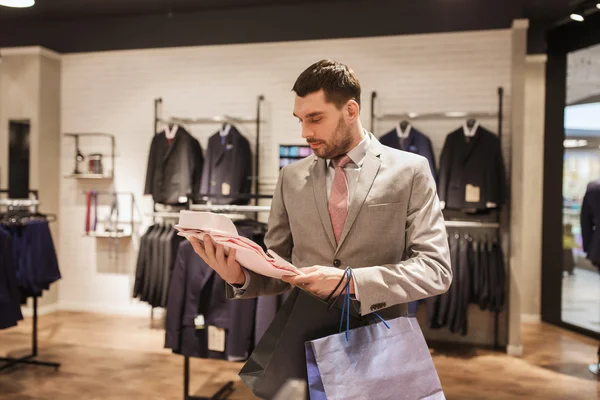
left=189, top=236, right=246, bottom=286
left=281, top=266, right=354, bottom=299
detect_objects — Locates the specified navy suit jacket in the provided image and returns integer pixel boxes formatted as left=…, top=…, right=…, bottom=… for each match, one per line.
left=200, top=125, right=252, bottom=205
left=379, top=127, right=436, bottom=180
left=165, top=240, right=256, bottom=360
left=581, top=179, right=600, bottom=267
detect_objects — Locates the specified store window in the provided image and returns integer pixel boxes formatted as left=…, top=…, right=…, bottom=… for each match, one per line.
left=561, top=44, right=600, bottom=333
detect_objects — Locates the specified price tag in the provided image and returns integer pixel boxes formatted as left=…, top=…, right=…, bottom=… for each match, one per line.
left=208, top=326, right=226, bottom=352
left=222, top=183, right=231, bottom=196
left=194, top=315, right=205, bottom=330
left=465, top=184, right=480, bottom=203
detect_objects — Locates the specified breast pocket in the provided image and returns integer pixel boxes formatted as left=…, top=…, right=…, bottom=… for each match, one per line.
left=366, top=199, right=405, bottom=209
left=362, top=200, right=405, bottom=229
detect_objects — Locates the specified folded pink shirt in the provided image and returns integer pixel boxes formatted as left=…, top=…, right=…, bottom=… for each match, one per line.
left=175, top=225, right=302, bottom=279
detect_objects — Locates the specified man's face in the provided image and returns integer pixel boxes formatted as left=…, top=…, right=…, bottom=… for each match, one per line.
left=293, top=89, right=353, bottom=159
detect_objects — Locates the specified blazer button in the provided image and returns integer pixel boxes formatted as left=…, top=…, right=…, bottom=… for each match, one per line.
left=333, top=259, right=341, bottom=268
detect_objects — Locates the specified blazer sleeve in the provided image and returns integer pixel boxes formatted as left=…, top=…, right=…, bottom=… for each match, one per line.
left=200, top=136, right=214, bottom=198
left=242, top=137, right=253, bottom=198
left=437, top=135, right=452, bottom=203
left=352, top=157, right=453, bottom=315
left=144, top=135, right=158, bottom=195
left=580, top=188, right=594, bottom=253
left=164, top=243, right=188, bottom=351
left=424, top=136, right=437, bottom=182
left=191, top=138, right=204, bottom=203
left=225, top=167, right=292, bottom=299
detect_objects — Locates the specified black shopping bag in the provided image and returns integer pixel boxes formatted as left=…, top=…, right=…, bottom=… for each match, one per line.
left=239, top=287, right=365, bottom=399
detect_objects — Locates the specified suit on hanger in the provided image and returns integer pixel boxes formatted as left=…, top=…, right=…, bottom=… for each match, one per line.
left=581, top=179, right=600, bottom=268
left=144, top=126, right=204, bottom=205
left=200, top=126, right=252, bottom=205
left=228, top=132, right=451, bottom=318
left=133, top=224, right=155, bottom=300
left=165, top=241, right=256, bottom=360
left=438, top=126, right=507, bottom=211
left=379, top=127, right=436, bottom=180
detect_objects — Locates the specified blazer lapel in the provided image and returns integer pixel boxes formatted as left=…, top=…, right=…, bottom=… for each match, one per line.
left=390, top=129, right=401, bottom=150
left=162, top=126, right=181, bottom=163
left=404, top=128, right=417, bottom=151
left=462, top=126, right=482, bottom=164
left=213, top=133, right=229, bottom=166
left=311, top=158, right=337, bottom=250
left=336, top=135, right=383, bottom=253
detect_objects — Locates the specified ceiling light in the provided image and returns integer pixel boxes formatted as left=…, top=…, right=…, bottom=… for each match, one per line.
left=570, top=13, right=584, bottom=22
left=597, top=3, right=600, bottom=10
left=0, top=0, right=34, bottom=7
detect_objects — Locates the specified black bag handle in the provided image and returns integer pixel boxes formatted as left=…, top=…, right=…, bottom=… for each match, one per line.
left=325, top=266, right=351, bottom=306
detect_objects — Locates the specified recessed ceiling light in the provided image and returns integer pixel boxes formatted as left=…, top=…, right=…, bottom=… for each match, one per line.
left=570, top=13, right=584, bottom=22
left=0, top=0, right=34, bottom=8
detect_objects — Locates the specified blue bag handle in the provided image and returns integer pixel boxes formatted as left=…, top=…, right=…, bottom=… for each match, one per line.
left=338, top=268, right=390, bottom=342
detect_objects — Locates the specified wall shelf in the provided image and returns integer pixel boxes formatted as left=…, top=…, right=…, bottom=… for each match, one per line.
left=63, top=133, right=116, bottom=178
left=64, top=173, right=114, bottom=180
left=83, top=232, right=131, bottom=239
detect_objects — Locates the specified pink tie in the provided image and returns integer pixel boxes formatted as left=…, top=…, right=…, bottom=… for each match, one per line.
left=329, top=154, right=352, bottom=244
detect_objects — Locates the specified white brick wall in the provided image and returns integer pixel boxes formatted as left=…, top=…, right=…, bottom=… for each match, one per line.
left=58, top=29, right=513, bottom=316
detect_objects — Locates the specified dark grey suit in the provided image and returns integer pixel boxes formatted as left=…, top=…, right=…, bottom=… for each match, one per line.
left=438, top=126, right=507, bottom=211
left=144, top=126, right=204, bottom=205
left=581, top=179, right=600, bottom=268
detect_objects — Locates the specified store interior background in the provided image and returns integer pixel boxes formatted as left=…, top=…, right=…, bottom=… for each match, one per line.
left=0, top=0, right=599, bottom=399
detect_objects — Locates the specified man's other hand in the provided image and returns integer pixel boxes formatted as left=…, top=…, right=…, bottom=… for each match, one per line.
left=282, top=266, right=354, bottom=299
left=189, top=237, right=246, bottom=286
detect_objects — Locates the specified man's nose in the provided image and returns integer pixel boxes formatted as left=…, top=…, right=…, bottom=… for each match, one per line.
left=301, top=123, right=314, bottom=140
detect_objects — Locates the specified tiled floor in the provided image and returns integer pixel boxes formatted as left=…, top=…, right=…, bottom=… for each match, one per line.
left=562, top=267, right=600, bottom=333
left=0, top=311, right=599, bottom=399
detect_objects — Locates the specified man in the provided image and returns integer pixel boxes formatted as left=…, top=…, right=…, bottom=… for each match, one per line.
left=191, top=60, right=451, bottom=317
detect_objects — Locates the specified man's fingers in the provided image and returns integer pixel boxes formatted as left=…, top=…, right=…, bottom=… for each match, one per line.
left=227, top=248, right=238, bottom=268
left=215, top=243, right=226, bottom=266
left=190, top=237, right=207, bottom=258
left=203, top=236, right=217, bottom=264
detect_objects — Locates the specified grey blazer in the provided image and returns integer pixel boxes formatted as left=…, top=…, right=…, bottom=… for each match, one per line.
left=228, top=133, right=452, bottom=316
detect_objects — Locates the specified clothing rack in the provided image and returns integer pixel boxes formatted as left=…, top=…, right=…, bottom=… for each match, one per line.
left=153, top=95, right=265, bottom=207
left=0, top=190, right=61, bottom=372
left=370, top=88, right=508, bottom=350
left=147, top=92, right=271, bottom=398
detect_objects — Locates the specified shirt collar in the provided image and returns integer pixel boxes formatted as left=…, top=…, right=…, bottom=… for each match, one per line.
left=327, top=130, right=370, bottom=168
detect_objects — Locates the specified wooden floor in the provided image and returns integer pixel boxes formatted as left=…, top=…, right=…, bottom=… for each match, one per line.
left=0, top=311, right=598, bottom=400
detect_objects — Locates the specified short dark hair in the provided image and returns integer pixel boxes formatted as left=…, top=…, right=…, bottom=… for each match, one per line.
left=292, top=60, right=361, bottom=109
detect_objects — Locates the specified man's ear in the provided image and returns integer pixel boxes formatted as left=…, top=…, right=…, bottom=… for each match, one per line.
left=345, top=99, right=360, bottom=122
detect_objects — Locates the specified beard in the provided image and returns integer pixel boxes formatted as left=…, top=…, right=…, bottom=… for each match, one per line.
left=308, top=116, right=354, bottom=160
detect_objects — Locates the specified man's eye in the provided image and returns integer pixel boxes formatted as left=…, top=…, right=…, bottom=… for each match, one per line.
left=310, top=118, right=322, bottom=123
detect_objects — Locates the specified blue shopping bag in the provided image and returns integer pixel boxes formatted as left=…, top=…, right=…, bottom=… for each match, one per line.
left=305, top=269, right=445, bottom=400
